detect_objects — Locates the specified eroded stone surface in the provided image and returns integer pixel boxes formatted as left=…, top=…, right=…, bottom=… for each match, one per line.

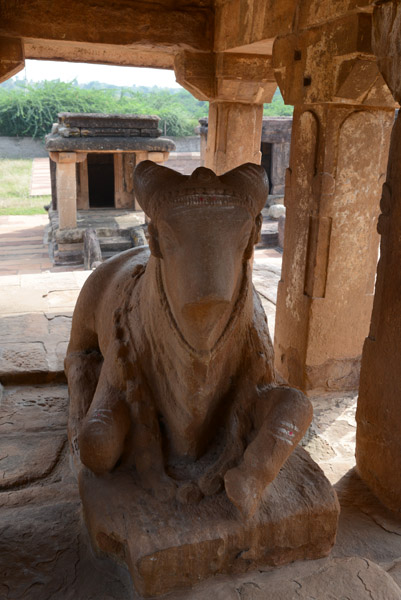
left=168, top=557, right=401, bottom=600
left=0, top=384, right=69, bottom=432
left=81, top=447, right=339, bottom=598
left=0, top=433, right=66, bottom=489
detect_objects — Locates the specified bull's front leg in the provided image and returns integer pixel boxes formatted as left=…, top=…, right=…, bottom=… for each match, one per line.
left=65, top=349, right=103, bottom=469
left=224, top=386, right=312, bottom=519
left=77, top=366, right=132, bottom=474
left=198, top=399, right=252, bottom=496
left=125, top=379, right=177, bottom=501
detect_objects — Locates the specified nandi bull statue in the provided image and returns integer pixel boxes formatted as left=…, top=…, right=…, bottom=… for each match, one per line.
left=65, top=162, right=339, bottom=598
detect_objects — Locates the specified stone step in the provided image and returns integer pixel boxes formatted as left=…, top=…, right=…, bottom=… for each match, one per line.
left=99, top=236, right=133, bottom=253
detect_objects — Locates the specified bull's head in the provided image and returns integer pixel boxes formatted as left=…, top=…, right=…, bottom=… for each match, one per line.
left=134, top=162, right=268, bottom=352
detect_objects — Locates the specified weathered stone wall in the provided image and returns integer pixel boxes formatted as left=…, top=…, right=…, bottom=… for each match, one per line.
left=0, top=136, right=47, bottom=158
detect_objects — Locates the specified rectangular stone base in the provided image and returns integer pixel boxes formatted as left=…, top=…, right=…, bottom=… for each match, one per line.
left=79, top=447, right=339, bottom=598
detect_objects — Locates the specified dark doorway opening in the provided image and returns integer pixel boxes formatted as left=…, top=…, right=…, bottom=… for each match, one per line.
left=88, top=153, right=115, bottom=207
left=260, top=142, right=272, bottom=193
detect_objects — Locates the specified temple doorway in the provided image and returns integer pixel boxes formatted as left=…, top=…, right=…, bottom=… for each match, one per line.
left=88, top=153, right=115, bottom=207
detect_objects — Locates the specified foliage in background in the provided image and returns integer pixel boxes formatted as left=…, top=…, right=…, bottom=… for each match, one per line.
left=263, top=89, right=293, bottom=116
left=0, top=80, right=208, bottom=138
left=0, top=80, right=293, bottom=139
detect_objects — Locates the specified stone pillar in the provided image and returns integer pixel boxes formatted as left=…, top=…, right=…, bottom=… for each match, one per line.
left=174, top=51, right=276, bottom=175
left=270, top=142, right=290, bottom=196
left=50, top=151, right=86, bottom=230
left=274, top=104, right=393, bottom=391
left=356, top=1, right=401, bottom=513
left=77, top=159, right=89, bottom=210
left=133, top=151, right=149, bottom=211
left=205, top=102, right=263, bottom=175
left=56, top=153, right=77, bottom=229
left=272, top=10, right=396, bottom=392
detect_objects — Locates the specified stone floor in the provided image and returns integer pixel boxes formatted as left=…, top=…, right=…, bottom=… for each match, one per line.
left=1, top=216, right=401, bottom=599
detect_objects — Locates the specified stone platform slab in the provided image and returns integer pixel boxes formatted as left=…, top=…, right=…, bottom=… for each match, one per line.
left=80, top=446, right=339, bottom=598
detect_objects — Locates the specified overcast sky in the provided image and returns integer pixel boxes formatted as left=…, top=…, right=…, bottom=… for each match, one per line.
left=15, top=59, right=181, bottom=88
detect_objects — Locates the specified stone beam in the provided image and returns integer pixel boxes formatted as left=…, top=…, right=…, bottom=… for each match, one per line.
left=23, top=40, right=175, bottom=71
left=0, top=0, right=213, bottom=54
left=215, top=0, right=375, bottom=54
left=0, top=37, right=24, bottom=84
left=214, top=0, right=297, bottom=53
left=356, top=0, right=401, bottom=514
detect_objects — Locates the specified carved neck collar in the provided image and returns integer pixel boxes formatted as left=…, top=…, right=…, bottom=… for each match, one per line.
left=154, top=258, right=251, bottom=361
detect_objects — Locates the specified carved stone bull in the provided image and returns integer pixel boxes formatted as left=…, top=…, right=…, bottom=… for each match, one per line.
left=65, top=161, right=312, bottom=519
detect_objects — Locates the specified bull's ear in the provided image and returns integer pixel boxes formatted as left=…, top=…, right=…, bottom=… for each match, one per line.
left=147, top=222, right=163, bottom=258
left=243, top=213, right=262, bottom=259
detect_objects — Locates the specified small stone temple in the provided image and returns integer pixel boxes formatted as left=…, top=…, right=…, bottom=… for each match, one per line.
left=199, top=116, right=292, bottom=196
left=46, top=112, right=175, bottom=225
left=44, top=113, right=175, bottom=264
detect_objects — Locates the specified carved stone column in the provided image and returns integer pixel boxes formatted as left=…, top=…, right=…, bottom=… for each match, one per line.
left=49, top=151, right=86, bottom=230
left=205, top=102, right=263, bottom=175
left=175, top=51, right=276, bottom=175
left=272, top=11, right=395, bottom=392
left=356, top=0, right=401, bottom=513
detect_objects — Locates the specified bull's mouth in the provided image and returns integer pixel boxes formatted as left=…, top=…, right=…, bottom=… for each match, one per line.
left=156, top=260, right=250, bottom=358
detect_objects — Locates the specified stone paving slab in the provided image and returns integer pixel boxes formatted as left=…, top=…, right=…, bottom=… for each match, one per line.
left=30, top=157, right=51, bottom=196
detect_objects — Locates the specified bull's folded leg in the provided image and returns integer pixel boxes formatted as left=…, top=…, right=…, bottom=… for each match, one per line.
left=78, top=368, right=131, bottom=474
left=224, top=387, right=313, bottom=518
left=126, top=380, right=177, bottom=501
left=198, top=400, right=252, bottom=496
left=65, top=350, right=103, bottom=465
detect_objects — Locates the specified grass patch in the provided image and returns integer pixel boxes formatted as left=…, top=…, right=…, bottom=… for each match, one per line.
left=0, top=158, right=50, bottom=215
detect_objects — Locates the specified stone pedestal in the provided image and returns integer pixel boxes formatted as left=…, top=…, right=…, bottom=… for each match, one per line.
left=79, top=447, right=339, bottom=598
left=274, top=105, right=393, bottom=392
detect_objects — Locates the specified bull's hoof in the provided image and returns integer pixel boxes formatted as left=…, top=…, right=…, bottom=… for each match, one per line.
left=224, top=466, right=265, bottom=519
left=176, top=481, right=203, bottom=504
left=198, top=471, right=224, bottom=496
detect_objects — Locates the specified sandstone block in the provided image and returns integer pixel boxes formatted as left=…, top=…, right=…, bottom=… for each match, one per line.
left=80, top=447, right=339, bottom=598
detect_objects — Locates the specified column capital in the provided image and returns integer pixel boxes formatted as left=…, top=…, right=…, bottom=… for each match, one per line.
left=49, top=151, right=87, bottom=164
left=0, top=37, right=24, bottom=83
left=273, top=11, right=396, bottom=108
left=174, top=50, right=277, bottom=104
